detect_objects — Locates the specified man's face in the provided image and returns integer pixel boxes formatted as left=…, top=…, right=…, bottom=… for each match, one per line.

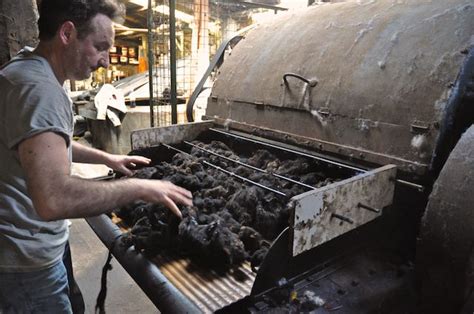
left=67, top=14, right=114, bottom=81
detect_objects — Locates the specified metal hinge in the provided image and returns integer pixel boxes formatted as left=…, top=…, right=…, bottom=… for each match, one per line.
left=410, top=120, right=430, bottom=134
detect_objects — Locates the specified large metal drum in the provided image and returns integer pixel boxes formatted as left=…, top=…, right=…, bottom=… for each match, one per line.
left=207, top=0, right=474, bottom=178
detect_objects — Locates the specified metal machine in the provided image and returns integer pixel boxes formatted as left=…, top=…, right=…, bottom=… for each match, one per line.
left=87, top=0, right=474, bottom=312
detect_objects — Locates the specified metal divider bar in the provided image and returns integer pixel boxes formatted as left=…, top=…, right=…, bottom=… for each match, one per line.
left=209, top=128, right=365, bottom=173
left=209, top=128, right=425, bottom=192
left=161, top=143, right=287, bottom=197
left=184, top=140, right=315, bottom=191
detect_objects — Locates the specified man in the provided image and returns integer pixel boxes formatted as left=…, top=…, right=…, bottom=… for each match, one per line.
left=0, top=0, right=193, bottom=312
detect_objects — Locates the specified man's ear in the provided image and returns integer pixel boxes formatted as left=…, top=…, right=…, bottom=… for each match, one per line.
left=58, top=21, right=76, bottom=45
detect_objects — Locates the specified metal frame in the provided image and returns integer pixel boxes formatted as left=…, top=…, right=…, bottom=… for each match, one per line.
left=85, top=215, right=200, bottom=312
left=290, top=164, right=397, bottom=256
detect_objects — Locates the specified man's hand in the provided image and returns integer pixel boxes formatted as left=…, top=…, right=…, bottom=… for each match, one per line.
left=106, top=155, right=151, bottom=176
left=72, top=142, right=151, bottom=176
left=20, top=133, right=192, bottom=220
left=139, top=180, right=193, bottom=219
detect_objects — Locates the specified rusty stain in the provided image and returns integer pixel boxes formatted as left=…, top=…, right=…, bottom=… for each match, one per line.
left=292, top=165, right=396, bottom=256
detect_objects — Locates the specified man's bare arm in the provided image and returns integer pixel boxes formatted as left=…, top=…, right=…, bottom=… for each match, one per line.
left=19, top=132, right=192, bottom=220
left=72, top=141, right=151, bottom=176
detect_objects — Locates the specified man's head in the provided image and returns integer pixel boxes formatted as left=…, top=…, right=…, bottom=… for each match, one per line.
left=38, top=0, right=124, bottom=41
left=37, top=0, right=125, bottom=81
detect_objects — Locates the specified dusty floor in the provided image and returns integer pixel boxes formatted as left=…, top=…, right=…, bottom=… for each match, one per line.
left=70, top=163, right=157, bottom=313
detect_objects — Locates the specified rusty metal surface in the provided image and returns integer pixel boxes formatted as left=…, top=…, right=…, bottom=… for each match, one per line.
left=130, top=120, right=213, bottom=150
left=152, top=255, right=255, bottom=313
left=207, top=0, right=474, bottom=173
left=291, top=165, right=397, bottom=256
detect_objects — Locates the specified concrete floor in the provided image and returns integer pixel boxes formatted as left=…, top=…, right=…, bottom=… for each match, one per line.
left=69, top=163, right=157, bottom=313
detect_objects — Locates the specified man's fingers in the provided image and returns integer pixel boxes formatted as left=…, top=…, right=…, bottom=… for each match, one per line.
left=172, top=192, right=193, bottom=207
left=140, top=180, right=192, bottom=216
left=121, top=166, right=134, bottom=177
left=160, top=182, right=192, bottom=209
left=128, top=155, right=151, bottom=165
left=161, top=195, right=183, bottom=219
left=168, top=184, right=193, bottom=206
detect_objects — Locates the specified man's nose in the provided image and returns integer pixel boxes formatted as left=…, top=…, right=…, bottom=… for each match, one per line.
left=99, top=53, right=109, bottom=68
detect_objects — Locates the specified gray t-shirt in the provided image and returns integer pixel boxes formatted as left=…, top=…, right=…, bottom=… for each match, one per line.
left=0, top=48, right=73, bottom=272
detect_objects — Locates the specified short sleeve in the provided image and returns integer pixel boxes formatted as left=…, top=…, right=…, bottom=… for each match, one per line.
left=4, top=81, right=73, bottom=150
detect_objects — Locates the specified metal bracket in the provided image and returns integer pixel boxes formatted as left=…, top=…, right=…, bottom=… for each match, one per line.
left=291, top=164, right=397, bottom=256
left=410, top=120, right=431, bottom=134
left=281, top=72, right=318, bottom=110
left=283, top=73, right=318, bottom=87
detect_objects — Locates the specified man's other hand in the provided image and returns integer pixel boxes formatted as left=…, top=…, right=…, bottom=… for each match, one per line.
left=139, top=180, right=193, bottom=219
left=107, top=155, right=151, bottom=176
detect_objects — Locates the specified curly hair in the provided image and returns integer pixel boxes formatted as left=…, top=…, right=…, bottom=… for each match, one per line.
left=38, top=0, right=125, bottom=40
